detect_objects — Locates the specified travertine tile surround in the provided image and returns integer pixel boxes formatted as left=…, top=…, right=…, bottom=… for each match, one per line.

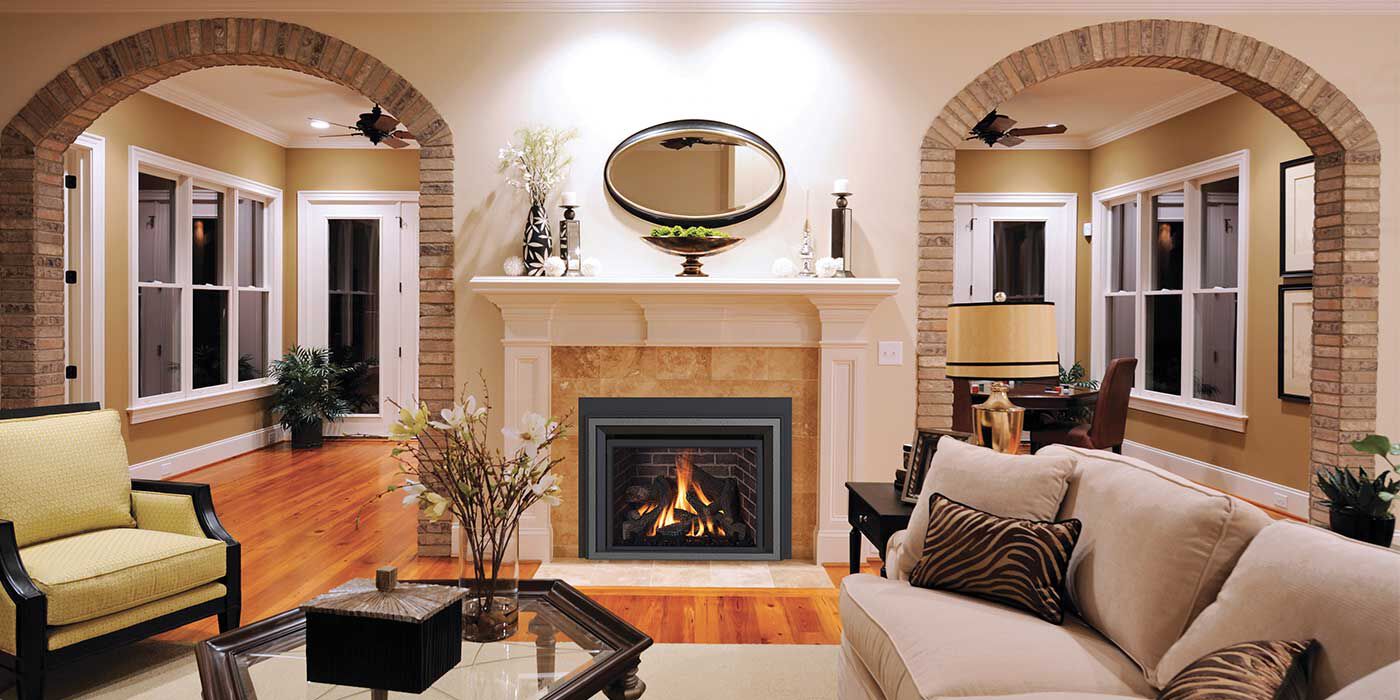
left=550, top=346, right=820, bottom=560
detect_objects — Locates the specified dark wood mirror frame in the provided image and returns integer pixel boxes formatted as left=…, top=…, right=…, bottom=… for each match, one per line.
left=604, top=119, right=785, bottom=228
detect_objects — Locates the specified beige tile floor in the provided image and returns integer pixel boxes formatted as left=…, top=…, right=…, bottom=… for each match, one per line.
left=533, top=559, right=835, bottom=588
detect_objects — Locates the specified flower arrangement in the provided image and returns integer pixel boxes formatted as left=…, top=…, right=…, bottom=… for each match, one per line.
left=497, top=126, right=578, bottom=206
left=371, top=386, right=569, bottom=640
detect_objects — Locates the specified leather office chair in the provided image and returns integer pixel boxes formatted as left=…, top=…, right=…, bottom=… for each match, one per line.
left=1031, top=357, right=1138, bottom=454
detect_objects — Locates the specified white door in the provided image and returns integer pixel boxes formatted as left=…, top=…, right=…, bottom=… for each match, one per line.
left=300, top=199, right=419, bottom=436
left=953, top=199, right=1076, bottom=366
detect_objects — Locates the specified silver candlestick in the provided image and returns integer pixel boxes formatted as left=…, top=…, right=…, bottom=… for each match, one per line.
left=799, top=190, right=816, bottom=277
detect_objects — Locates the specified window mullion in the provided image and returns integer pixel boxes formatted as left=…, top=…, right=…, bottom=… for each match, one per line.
left=1182, top=180, right=1201, bottom=401
left=227, top=187, right=239, bottom=388
left=177, top=175, right=194, bottom=396
left=1134, top=191, right=1147, bottom=390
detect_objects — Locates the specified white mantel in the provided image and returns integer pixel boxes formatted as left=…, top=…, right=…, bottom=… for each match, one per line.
left=470, top=276, right=900, bottom=563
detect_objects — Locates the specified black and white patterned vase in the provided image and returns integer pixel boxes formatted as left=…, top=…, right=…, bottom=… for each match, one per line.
left=521, top=203, right=553, bottom=276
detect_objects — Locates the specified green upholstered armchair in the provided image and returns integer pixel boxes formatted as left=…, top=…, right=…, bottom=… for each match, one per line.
left=0, top=403, right=240, bottom=700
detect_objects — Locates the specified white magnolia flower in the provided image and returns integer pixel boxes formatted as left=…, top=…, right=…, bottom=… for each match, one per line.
left=532, top=473, right=562, bottom=507
left=399, top=480, right=427, bottom=507
left=503, top=411, right=551, bottom=457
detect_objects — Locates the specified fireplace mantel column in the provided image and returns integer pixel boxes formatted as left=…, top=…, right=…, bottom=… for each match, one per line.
left=810, top=296, right=883, bottom=565
left=500, top=303, right=556, bottom=562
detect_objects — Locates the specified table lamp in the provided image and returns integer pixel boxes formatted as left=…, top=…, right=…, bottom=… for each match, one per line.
left=946, top=300, right=1059, bottom=453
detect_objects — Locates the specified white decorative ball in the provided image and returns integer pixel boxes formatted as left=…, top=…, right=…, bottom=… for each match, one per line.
left=543, top=256, right=567, bottom=277
left=816, top=257, right=840, bottom=278
left=503, top=255, right=525, bottom=277
left=581, top=257, right=602, bottom=277
left=771, top=257, right=797, bottom=278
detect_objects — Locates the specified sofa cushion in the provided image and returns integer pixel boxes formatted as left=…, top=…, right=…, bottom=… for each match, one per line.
left=909, top=495, right=1081, bottom=624
left=1041, top=445, right=1271, bottom=686
left=839, top=573, right=1155, bottom=699
left=0, top=409, right=135, bottom=547
left=1157, top=640, right=1317, bottom=700
left=21, top=528, right=226, bottom=625
left=897, top=437, right=1074, bottom=580
left=1328, top=661, right=1400, bottom=700
left=1157, top=521, right=1400, bottom=698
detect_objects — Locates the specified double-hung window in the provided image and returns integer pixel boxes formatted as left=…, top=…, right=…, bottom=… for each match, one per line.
left=130, top=147, right=282, bottom=423
left=1093, top=151, right=1248, bottom=431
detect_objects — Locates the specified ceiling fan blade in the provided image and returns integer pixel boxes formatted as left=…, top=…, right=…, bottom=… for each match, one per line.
left=989, top=115, right=1017, bottom=132
left=391, top=130, right=416, bottom=140
left=383, top=136, right=410, bottom=149
left=373, top=114, right=399, bottom=132
left=1006, top=124, right=1067, bottom=137
left=319, top=133, right=362, bottom=138
left=997, top=136, right=1025, bottom=147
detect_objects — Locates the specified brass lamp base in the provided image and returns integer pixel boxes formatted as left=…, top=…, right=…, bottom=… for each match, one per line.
left=971, top=382, right=1025, bottom=454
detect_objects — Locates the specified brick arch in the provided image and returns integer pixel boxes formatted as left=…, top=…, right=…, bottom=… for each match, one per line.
left=0, top=18, right=455, bottom=411
left=916, top=20, right=1380, bottom=524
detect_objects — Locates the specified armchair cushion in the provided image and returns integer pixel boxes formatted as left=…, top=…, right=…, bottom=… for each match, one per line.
left=0, top=409, right=135, bottom=547
left=132, top=490, right=207, bottom=539
left=20, top=528, right=225, bottom=625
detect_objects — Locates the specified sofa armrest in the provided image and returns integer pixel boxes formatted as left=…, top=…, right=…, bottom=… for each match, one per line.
left=130, top=480, right=236, bottom=546
left=0, top=519, right=47, bottom=657
left=884, top=529, right=910, bottom=581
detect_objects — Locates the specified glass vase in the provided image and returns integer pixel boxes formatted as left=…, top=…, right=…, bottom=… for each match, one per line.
left=457, top=523, right=521, bottom=642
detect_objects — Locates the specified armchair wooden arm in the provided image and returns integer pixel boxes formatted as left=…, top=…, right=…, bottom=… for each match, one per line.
left=0, top=519, right=48, bottom=694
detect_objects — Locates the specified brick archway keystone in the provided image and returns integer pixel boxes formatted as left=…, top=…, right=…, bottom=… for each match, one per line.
left=915, top=20, right=1381, bottom=524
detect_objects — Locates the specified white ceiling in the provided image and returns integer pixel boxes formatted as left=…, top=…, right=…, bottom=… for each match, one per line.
left=4, top=0, right=1397, bottom=12
left=954, top=67, right=1233, bottom=150
left=143, top=66, right=408, bottom=149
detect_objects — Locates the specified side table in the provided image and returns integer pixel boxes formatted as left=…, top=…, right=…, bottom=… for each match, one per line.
left=845, top=482, right=914, bottom=576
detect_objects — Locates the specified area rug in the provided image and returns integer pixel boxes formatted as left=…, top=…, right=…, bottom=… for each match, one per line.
left=3, top=641, right=839, bottom=699
left=533, top=559, right=836, bottom=589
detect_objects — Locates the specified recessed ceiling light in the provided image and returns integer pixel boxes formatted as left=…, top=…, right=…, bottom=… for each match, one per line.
left=308, top=118, right=330, bottom=130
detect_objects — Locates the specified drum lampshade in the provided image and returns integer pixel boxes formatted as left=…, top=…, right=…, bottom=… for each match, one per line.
left=946, top=302, right=1059, bottom=380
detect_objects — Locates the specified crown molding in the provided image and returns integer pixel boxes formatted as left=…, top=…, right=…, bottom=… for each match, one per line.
left=3, top=0, right=1398, bottom=12
left=956, top=81, right=1235, bottom=151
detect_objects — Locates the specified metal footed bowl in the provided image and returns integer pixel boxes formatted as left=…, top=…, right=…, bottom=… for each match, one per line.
left=640, top=236, right=745, bottom=277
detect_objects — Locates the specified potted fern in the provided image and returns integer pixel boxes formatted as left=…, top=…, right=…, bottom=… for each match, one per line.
left=269, top=346, right=351, bottom=449
left=1316, top=434, right=1398, bottom=546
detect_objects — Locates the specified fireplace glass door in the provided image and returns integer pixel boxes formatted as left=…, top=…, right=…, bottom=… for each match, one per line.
left=609, top=440, right=762, bottom=551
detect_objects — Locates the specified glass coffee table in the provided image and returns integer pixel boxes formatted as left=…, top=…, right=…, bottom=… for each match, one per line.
left=197, top=579, right=652, bottom=700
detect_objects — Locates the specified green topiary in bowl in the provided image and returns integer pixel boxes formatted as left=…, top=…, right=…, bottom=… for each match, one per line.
left=648, top=225, right=730, bottom=238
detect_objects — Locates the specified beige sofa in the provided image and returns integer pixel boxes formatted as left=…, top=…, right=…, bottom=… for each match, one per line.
left=838, top=445, right=1400, bottom=700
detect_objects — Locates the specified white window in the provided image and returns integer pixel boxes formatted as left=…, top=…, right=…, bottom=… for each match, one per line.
left=1091, top=150, right=1248, bottom=432
left=128, top=147, right=282, bottom=423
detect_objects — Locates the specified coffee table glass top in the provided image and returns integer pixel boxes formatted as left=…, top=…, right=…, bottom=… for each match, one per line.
left=232, top=596, right=615, bottom=699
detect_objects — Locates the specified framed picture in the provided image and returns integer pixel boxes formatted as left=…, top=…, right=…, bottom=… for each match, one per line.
left=1279, top=156, right=1315, bottom=277
left=899, top=428, right=972, bottom=505
left=1278, top=284, right=1313, bottom=402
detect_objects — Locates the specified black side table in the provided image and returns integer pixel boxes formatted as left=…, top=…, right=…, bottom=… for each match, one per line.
left=846, top=482, right=914, bottom=576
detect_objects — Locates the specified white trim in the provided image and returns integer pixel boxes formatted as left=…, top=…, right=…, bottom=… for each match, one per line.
left=953, top=193, right=1078, bottom=364
left=959, top=83, right=1236, bottom=151
left=1121, top=440, right=1308, bottom=518
left=128, top=424, right=287, bottom=480
left=127, top=146, right=284, bottom=419
left=5, top=1, right=1397, bottom=13
left=1090, top=150, right=1249, bottom=430
left=67, top=132, right=106, bottom=406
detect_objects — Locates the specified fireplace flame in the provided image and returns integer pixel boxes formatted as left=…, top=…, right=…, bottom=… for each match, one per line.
left=646, top=450, right=726, bottom=538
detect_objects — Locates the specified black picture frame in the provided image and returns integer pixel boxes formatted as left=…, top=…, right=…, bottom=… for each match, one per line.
left=899, top=429, right=972, bottom=505
left=1279, top=155, right=1315, bottom=278
left=1277, top=283, right=1313, bottom=403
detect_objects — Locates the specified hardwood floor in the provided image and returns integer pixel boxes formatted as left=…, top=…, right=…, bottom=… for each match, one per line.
left=157, top=439, right=870, bottom=646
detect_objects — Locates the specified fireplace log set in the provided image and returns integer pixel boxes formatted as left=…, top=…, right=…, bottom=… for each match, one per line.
left=619, top=463, right=752, bottom=547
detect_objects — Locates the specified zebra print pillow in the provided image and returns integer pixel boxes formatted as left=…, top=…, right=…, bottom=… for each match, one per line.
left=909, top=493, right=1081, bottom=624
left=1157, top=640, right=1317, bottom=700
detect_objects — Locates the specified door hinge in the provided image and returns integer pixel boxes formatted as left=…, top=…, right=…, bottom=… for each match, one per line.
left=65, top=365, right=77, bottom=380
left=398, top=282, right=402, bottom=293
left=968, top=217, right=976, bottom=231
left=397, top=216, right=403, bottom=228
left=64, top=174, right=77, bottom=189
left=398, top=347, right=402, bottom=358
left=65, top=270, right=77, bottom=284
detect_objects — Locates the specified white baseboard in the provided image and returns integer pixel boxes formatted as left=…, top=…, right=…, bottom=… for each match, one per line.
left=128, top=425, right=287, bottom=480
left=815, top=528, right=850, bottom=565
left=1121, top=440, right=1309, bottom=519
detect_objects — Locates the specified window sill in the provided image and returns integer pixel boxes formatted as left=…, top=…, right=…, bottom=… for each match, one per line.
left=128, top=382, right=274, bottom=425
left=1129, top=393, right=1248, bottom=433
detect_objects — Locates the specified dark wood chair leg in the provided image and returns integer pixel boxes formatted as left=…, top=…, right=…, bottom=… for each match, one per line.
left=16, top=659, right=44, bottom=700
left=1111, top=443, right=1122, bottom=454
left=218, top=606, right=241, bottom=632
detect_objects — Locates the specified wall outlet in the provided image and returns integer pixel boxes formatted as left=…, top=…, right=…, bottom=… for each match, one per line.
left=1271, top=491, right=1289, bottom=509
left=878, top=341, right=903, bottom=366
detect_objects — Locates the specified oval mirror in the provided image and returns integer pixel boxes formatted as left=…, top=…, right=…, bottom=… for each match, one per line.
left=605, top=120, right=785, bottom=228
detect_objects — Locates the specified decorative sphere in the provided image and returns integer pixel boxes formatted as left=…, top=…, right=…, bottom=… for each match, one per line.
left=581, top=257, right=602, bottom=277
left=503, top=255, right=525, bottom=277
left=543, top=256, right=567, bottom=277
left=771, top=257, right=797, bottom=278
left=816, top=257, right=840, bottom=278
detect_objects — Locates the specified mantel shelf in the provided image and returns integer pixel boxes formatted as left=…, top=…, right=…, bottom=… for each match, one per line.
left=468, top=276, right=900, bottom=298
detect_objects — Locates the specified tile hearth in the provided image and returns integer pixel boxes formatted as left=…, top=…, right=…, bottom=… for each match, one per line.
left=532, top=559, right=835, bottom=589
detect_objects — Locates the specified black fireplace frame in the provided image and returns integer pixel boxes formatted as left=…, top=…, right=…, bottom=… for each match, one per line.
left=579, top=397, right=792, bottom=561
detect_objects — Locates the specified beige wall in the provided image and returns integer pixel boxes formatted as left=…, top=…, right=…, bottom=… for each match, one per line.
left=2, top=12, right=1395, bottom=493
left=83, top=93, right=419, bottom=465
left=1090, top=93, right=1313, bottom=490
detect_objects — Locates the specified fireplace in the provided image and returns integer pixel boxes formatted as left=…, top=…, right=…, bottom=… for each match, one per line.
left=579, top=397, right=791, bottom=560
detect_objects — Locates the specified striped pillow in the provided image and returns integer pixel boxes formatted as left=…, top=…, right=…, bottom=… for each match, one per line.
left=1158, top=640, right=1317, bottom=700
left=909, top=494, right=1081, bottom=624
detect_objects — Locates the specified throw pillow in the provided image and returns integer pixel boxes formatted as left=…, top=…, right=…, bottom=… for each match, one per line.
left=897, top=436, right=1075, bottom=580
left=1157, top=640, right=1317, bottom=700
left=909, top=493, right=1081, bottom=624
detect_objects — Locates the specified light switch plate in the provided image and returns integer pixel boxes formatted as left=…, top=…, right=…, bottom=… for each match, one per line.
left=878, top=341, right=903, bottom=366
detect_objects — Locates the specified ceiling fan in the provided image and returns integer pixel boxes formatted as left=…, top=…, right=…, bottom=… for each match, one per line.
left=317, top=105, right=416, bottom=148
left=967, top=110, right=1067, bottom=147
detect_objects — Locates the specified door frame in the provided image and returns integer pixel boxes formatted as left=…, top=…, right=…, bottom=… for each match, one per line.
left=953, top=192, right=1078, bottom=366
left=64, top=132, right=106, bottom=406
left=296, top=190, right=421, bottom=436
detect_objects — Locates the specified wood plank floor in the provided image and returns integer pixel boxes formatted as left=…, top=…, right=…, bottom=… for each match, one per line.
left=157, top=439, right=872, bottom=646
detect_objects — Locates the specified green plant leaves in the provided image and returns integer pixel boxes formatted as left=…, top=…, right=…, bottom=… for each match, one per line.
left=1351, top=434, right=1395, bottom=457
left=648, top=225, right=729, bottom=238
